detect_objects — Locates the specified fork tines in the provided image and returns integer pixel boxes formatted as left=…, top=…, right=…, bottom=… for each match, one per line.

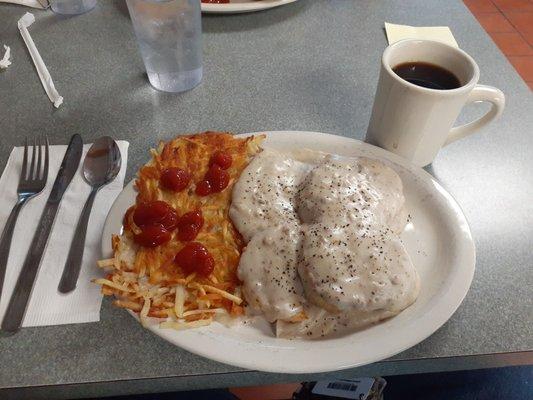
left=19, top=136, right=49, bottom=187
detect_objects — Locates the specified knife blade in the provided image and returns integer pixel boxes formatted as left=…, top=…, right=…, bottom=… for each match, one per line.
left=1, top=134, right=83, bottom=333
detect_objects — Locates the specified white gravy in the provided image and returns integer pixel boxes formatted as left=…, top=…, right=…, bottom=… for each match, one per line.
left=230, top=149, right=420, bottom=339
left=237, top=226, right=305, bottom=322
left=229, top=149, right=312, bottom=242
left=299, top=223, right=419, bottom=314
left=297, top=157, right=408, bottom=234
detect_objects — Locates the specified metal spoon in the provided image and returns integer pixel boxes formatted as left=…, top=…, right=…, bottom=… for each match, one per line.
left=58, top=137, right=121, bottom=294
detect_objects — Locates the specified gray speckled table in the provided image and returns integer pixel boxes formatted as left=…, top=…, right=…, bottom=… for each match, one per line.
left=0, top=0, right=532, bottom=399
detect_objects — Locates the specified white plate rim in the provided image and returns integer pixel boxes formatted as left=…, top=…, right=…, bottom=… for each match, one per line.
left=101, top=130, right=476, bottom=373
left=201, top=0, right=298, bottom=14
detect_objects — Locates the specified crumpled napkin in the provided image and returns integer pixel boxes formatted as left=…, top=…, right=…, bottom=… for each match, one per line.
left=385, top=22, right=459, bottom=48
left=0, top=45, right=11, bottom=69
left=0, top=141, right=129, bottom=327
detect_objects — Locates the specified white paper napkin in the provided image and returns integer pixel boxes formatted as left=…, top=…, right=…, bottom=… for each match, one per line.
left=385, top=22, right=459, bottom=48
left=0, top=141, right=129, bottom=327
left=0, top=0, right=47, bottom=8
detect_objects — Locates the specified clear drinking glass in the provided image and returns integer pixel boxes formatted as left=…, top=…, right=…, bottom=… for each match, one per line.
left=126, top=0, right=203, bottom=93
left=50, top=0, right=97, bottom=15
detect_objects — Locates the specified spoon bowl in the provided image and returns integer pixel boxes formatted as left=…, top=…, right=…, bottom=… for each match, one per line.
left=84, top=137, right=121, bottom=187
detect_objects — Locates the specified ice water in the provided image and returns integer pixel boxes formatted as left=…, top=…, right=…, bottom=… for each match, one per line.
left=50, top=0, right=97, bottom=15
left=126, top=0, right=203, bottom=93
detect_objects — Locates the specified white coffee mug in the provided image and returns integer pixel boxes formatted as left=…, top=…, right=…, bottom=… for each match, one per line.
left=366, top=39, right=505, bottom=166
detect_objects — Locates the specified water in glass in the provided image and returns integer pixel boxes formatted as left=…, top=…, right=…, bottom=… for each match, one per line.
left=50, top=0, right=97, bottom=15
left=126, top=0, right=203, bottom=93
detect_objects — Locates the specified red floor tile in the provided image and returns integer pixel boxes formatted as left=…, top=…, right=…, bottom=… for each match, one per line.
left=492, top=0, right=533, bottom=12
left=505, top=12, right=533, bottom=46
left=465, top=1, right=532, bottom=88
left=464, top=0, right=499, bottom=12
left=508, top=55, right=533, bottom=81
left=475, top=12, right=516, bottom=32
left=490, top=32, right=533, bottom=55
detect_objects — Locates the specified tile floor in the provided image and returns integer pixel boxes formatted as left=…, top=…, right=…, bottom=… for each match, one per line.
left=463, top=0, right=533, bottom=89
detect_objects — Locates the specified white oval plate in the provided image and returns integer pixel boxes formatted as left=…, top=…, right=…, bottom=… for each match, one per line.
left=201, top=0, right=297, bottom=14
left=102, top=131, right=475, bottom=373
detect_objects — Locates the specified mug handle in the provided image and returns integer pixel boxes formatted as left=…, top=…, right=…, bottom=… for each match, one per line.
left=444, top=85, right=505, bottom=146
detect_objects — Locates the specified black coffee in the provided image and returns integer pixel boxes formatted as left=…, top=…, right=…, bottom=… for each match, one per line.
left=392, top=62, right=461, bottom=90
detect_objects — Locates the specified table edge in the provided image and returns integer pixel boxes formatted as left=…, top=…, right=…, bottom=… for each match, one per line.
left=2, top=350, right=532, bottom=400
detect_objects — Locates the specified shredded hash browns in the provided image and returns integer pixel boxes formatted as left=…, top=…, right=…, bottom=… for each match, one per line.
left=96, top=132, right=264, bottom=330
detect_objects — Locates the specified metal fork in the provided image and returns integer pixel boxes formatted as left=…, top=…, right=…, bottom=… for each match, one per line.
left=0, top=136, right=49, bottom=298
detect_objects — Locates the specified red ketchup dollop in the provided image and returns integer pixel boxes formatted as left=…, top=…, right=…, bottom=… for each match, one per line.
left=195, top=180, right=211, bottom=196
left=205, top=165, right=230, bottom=193
left=132, top=201, right=178, bottom=247
left=134, top=224, right=171, bottom=247
left=195, top=151, right=232, bottom=196
left=160, top=168, right=191, bottom=192
left=177, top=210, right=204, bottom=241
left=209, top=151, right=232, bottom=170
left=175, top=242, right=215, bottom=277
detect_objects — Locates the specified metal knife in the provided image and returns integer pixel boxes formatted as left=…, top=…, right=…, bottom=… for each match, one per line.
left=1, top=134, right=83, bottom=334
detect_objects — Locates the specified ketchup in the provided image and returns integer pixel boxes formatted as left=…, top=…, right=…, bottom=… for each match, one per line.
left=160, top=168, right=191, bottom=192
left=209, top=151, right=232, bottom=170
left=132, top=201, right=178, bottom=247
left=175, top=242, right=215, bottom=277
left=205, top=165, right=230, bottom=193
left=134, top=224, right=171, bottom=247
left=177, top=210, right=204, bottom=241
left=195, top=180, right=211, bottom=196
left=202, top=0, right=229, bottom=3
left=195, top=150, right=232, bottom=196
left=133, top=201, right=178, bottom=231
